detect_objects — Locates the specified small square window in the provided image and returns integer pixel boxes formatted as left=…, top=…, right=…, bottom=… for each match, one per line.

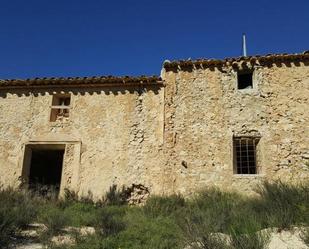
left=233, top=137, right=259, bottom=174
left=237, top=71, right=253, bottom=89
left=50, top=94, right=71, bottom=122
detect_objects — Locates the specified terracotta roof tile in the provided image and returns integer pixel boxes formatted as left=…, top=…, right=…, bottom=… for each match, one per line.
left=163, top=51, right=309, bottom=70
left=0, top=75, right=162, bottom=89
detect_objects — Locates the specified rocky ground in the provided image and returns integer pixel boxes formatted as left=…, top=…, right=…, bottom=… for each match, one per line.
left=11, top=224, right=308, bottom=249
left=267, top=227, right=308, bottom=249
left=11, top=223, right=95, bottom=249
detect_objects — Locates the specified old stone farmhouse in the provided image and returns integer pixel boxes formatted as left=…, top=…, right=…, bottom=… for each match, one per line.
left=0, top=52, right=308, bottom=199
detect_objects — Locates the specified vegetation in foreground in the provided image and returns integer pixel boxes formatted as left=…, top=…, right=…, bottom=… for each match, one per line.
left=0, top=181, right=308, bottom=249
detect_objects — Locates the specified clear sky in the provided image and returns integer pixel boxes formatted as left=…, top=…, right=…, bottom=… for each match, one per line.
left=0, top=0, right=308, bottom=79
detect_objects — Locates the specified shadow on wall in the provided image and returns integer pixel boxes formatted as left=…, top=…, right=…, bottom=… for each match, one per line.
left=0, top=85, right=162, bottom=99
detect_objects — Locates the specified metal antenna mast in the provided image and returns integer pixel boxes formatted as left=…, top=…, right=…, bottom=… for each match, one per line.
left=242, top=33, right=247, bottom=56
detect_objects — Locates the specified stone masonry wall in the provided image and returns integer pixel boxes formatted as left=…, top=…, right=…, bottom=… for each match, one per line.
left=0, top=61, right=308, bottom=198
left=0, top=86, right=165, bottom=198
left=162, top=62, right=309, bottom=195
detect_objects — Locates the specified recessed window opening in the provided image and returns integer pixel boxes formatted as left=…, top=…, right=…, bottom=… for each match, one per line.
left=234, top=137, right=259, bottom=174
left=237, top=71, right=253, bottom=89
left=50, top=94, right=71, bottom=122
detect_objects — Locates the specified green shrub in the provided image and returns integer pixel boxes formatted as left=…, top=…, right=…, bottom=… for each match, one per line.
left=185, top=189, right=243, bottom=233
left=230, top=231, right=269, bottom=249
left=0, top=209, right=15, bottom=248
left=255, top=181, right=309, bottom=229
left=181, top=188, right=270, bottom=249
left=62, top=202, right=99, bottom=227
left=0, top=181, right=308, bottom=249
left=62, top=189, right=96, bottom=206
left=115, top=209, right=182, bottom=249
left=181, top=207, right=231, bottom=249
left=0, top=187, right=38, bottom=227
left=143, top=194, right=186, bottom=218
left=94, top=207, right=126, bottom=237
left=79, top=191, right=96, bottom=206
left=228, top=214, right=269, bottom=249
left=191, top=234, right=230, bottom=249
left=103, top=184, right=127, bottom=206
left=38, top=205, right=70, bottom=236
left=0, top=187, right=38, bottom=247
left=64, top=188, right=79, bottom=202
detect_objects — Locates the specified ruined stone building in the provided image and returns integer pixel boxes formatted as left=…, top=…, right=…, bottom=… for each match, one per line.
left=0, top=52, right=308, bottom=199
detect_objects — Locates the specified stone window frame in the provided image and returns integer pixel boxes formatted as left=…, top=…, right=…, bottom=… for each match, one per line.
left=50, top=94, right=72, bottom=122
left=234, top=67, right=258, bottom=93
left=232, top=135, right=263, bottom=176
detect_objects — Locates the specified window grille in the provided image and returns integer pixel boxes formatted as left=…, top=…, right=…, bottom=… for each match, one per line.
left=234, top=137, right=259, bottom=174
left=50, top=94, right=71, bottom=122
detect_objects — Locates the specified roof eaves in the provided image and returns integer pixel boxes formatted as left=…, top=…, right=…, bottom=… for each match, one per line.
left=0, top=76, right=163, bottom=89
left=163, top=51, right=309, bottom=70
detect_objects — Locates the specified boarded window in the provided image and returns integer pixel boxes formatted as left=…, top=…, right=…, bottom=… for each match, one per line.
left=234, top=137, right=259, bottom=174
left=237, top=71, right=253, bottom=89
left=50, top=94, right=71, bottom=122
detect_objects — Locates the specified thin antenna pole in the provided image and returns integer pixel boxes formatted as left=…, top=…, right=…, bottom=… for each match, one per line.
left=242, top=33, right=247, bottom=56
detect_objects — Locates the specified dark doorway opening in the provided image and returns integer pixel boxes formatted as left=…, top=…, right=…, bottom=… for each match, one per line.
left=28, top=148, right=64, bottom=195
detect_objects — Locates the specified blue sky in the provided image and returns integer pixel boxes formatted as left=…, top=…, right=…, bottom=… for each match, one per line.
left=0, top=0, right=308, bottom=79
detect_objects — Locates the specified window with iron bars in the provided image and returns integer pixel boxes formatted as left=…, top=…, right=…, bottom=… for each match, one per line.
left=50, top=94, right=71, bottom=122
left=233, top=137, right=259, bottom=174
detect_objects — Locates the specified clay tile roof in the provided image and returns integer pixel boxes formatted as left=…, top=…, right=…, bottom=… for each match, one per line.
left=0, top=75, right=162, bottom=89
left=163, top=51, right=309, bottom=70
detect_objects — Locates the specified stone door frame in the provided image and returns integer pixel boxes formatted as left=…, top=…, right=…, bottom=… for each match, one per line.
left=20, top=139, right=82, bottom=197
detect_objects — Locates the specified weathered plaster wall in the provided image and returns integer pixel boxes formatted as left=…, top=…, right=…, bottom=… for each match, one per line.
left=0, top=86, right=165, bottom=198
left=162, top=63, right=309, bottom=195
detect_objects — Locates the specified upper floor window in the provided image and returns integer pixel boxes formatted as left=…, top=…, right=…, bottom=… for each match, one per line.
left=237, top=70, right=253, bottom=90
left=50, top=94, right=71, bottom=122
left=233, top=137, right=259, bottom=174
